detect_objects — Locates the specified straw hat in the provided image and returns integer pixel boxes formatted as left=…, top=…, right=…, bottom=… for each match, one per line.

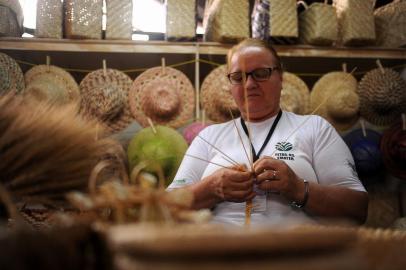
left=0, top=52, right=24, bottom=94
left=24, top=65, right=80, bottom=105
left=200, top=64, right=240, bottom=123
left=310, top=71, right=359, bottom=132
left=129, top=66, right=195, bottom=128
left=280, top=72, right=310, bottom=114
left=80, top=68, right=134, bottom=133
left=357, top=67, right=406, bottom=126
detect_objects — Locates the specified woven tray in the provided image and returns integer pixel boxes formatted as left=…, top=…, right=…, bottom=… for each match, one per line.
left=35, top=0, right=63, bottom=38
left=105, top=0, right=132, bottom=40
left=166, top=0, right=196, bottom=41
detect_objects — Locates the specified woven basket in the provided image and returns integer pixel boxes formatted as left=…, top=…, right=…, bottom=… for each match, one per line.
left=269, top=0, right=298, bottom=38
left=166, top=0, right=196, bottom=41
left=0, top=3, right=22, bottom=37
left=105, top=0, right=132, bottom=40
left=0, top=52, right=24, bottom=94
left=299, top=2, right=338, bottom=46
left=280, top=72, right=310, bottom=115
left=35, top=0, right=63, bottom=39
left=203, top=0, right=249, bottom=43
left=64, top=0, right=103, bottom=39
left=374, top=0, right=406, bottom=48
left=333, top=0, right=376, bottom=46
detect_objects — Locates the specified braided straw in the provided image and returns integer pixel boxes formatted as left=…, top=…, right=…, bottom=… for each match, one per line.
left=166, top=0, right=196, bottom=41
left=129, top=66, right=195, bottom=128
left=35, top=0, right=63, bottom=38
left=0, top=52, right=24, bottom=94
left=374, top=0, right=406, bottom=48
left=204, top=0, right=249, bottom=42
left=105, top=0, right=132, bottom=40
left=280, top=72, right=310, bottom=115
left=80, top=68, right=134, bottom=133
left=200, top=64, right=240, bottom=123
left=333, top=0, right=376, bottom=46
left=299, top=2, right=338, bottom=46
left=64, top=0, right=103, bottom=39
left=269, top=0, right=298, bottom=38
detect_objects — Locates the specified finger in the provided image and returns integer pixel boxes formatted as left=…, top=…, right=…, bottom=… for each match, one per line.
left=253, top=157, right=280, bottom=175
left=257, top=179, right=281, bottom=192
left=256, top=169, right=279, bottom=183
left=228, top=170, right=253, bottom=182
left=227, top=180, right=254, bottom=191
left=225, top=189, right=255, bottom=202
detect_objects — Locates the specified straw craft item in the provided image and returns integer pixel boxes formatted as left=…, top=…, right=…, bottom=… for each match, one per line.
left=269, top=0, right=298, bottom=42
left=35, top=0, right=63, bottom=39
left=357, top=67, right=406, bottom=126
left=166, top=0, right=196, bottom=41
left=129, top=66, right=195, bottom=129
left=310, top=71, right=360, bottom=132
left=64, top=0, right=103, bottom=39
left=80, top=68, right=134, bottom=133
left=203, top=0, right=249, bottom=43
left=374, top=0, right=406, bottom=48
left=251, top=0, right=270, bottom=40
left=0, top=52, right=24, bottom=94
left=105, top=0, right=132, bottom=40
left=24, top=65, right=80, bottom=106
left=0, top=0, right=23, bottom=37
left=280, top=72, right=310, bottom=115
left=200, top=64, right=240, bottom=123
left=299, top=2, right=338, bottom=46
left=333, top=0, right=376, bottom=46
left=0, top=94, right=126, bottom=207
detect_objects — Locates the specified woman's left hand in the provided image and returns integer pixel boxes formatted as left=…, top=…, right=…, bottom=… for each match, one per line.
left=253, top=156, right=304, bottom=202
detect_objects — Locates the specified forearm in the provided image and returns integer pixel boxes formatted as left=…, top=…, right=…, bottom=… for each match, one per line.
left=185, top=175, right=222, bottom=210
left=300, top=182, right=368, bottom=224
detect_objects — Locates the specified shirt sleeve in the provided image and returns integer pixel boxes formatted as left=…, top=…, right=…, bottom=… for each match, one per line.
left=311, top=117, right=366, bottom=192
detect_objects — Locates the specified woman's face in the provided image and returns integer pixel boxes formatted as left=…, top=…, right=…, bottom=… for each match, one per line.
left=229, top=46, right=283, bottom=122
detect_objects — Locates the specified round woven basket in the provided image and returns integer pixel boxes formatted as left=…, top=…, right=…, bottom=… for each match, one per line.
left=129, top=66, right=195, bottom=128
left=280, top=72, right=310, bottom=115
left=310, top=71, right=360, bottom=132
left=24, top=65, right=80, bottom=105
left=80, top=68, right=134, bottom=133
left=0, top=52, right=24, bottom=94
left=200, top=64, right=240, bottom=123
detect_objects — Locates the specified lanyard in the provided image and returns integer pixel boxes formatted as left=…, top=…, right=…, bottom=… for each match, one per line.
left=240, top=110, right=282, bottom=162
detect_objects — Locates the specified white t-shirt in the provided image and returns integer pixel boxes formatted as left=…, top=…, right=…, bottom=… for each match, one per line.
left=169, top=111, right=366, bottom=226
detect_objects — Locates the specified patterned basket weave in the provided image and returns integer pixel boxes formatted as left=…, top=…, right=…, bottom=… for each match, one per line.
left=35, top=0, right=63, bottom=38
left=106, top=0, right=132, bottom=40
left=166, top=0, right=196, bottom=41
left=64, top=0, right=103, bottom=39
left=269, top=0, right=298, bottom=38
left=281, top=72, right=310, bottom=115
left=299, top=2, right=338, bottom=46
left=374, top=0, right=406, bottom=48
left=333, top=0, right=376, bottom=46
left=0, top=52, right=24, bottom=94
left=0, top=0, right=23, bottom=37
left=203, top=0, right=249, bottom=43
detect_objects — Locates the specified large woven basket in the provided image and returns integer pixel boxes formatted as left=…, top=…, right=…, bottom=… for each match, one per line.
left=203, top=0, right=249, bottom=43
left=299, top=2, right=338, bottom=46
left=166, top=0, right=196, bottom=41
left=269, top=0, right=298, bottom=39
left=105, top=0, right=132, bottom=40
left=333, top=0, right=376, bottom=46
left=374, top=0, right=406, bottom=48
left=64, top=0, right=103, bottom=39
left=35, top=0, right=63, bottom=38
left=0, top=0, right=23, bottom=37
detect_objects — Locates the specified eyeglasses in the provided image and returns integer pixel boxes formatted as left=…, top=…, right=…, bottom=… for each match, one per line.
left=227, top=67, right=280, bottom=85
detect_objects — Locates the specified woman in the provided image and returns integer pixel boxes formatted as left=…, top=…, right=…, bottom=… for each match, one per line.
left=169, top=38, right=368, bottom=226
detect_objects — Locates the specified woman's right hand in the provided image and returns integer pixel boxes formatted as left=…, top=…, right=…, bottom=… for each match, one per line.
left=207, top=165, right=256, bottom=203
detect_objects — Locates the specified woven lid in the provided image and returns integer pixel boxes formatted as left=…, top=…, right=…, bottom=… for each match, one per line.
left=310, top=71, right=360, bottom=132
left=358, top=67, right=406, bottom=126
left=200, top=64, right=240, bottom=123
left=0, top=52, right=24, bottom=94
left=280, top=72, right=310, bottom=114
left=80, top=68, right=134, bottom=133
left=129, top=66, right=195, bottom=128
left=24, top=65, right=80, bottom=105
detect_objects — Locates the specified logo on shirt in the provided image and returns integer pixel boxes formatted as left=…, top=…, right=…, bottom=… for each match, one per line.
left=275, top=142, right=293, bottom=151
left=275, top=141, right=295, bottom=161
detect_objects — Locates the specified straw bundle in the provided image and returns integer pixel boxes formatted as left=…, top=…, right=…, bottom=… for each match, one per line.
left=166, top=0, right=196, bottom=41
left=203, top=0, right=249, bottom=43
left=299, top=2, right=338, bottom=46
left=333, top=0, right=376, bottom=46
left=269, top=0, right=298, bottom=39
left=374, top=0, right=406, bottom=48
left=64, top=0, right=103, bottom=39
left=35, top=0, right=63, bottom=38
left=105, top=0, right=132, bottom=40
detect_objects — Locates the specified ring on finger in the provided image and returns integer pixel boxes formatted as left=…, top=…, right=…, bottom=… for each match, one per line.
left=272, top=170, right=277, bottom=180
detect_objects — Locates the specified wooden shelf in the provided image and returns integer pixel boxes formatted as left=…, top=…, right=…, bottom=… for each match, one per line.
left=1, top=37, right=405, bottom=59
